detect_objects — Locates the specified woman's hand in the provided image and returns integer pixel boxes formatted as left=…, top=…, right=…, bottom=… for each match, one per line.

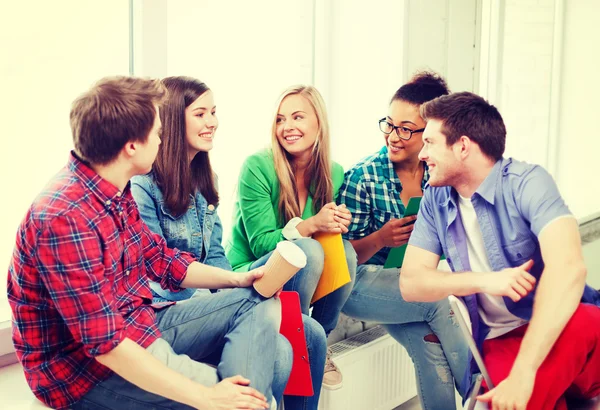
left=375, top=215, right=417, bottom=248
left=309, top=202, right=352, bottom=234
left=334, top=204, right=352, bottom=230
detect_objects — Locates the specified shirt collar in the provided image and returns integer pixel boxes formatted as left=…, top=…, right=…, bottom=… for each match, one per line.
left=68, top=151, right=130, bottom=209
left=445, top=158, right=505, bottom=207
left=379, top=145, right=399, bottom=183
left=473, top=159, right=505, bottom=205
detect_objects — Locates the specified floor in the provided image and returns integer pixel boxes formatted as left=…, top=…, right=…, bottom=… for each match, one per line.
left=395, top=396, right=421, bottom=410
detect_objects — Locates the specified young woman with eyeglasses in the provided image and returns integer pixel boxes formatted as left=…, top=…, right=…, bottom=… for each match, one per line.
left=337, top=72, right=470, bottom=410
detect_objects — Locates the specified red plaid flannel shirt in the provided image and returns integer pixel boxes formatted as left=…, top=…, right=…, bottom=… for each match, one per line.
left=7, top=153, right=195, bottom=409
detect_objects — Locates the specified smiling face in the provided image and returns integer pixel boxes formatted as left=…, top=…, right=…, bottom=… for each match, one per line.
left=184, top=90, right=217, bottom=159
left=275, top=93, right=319, bottom=160
left=384, top=99, right=426, bottom=165
left=419, top=119, right=462, bottom=187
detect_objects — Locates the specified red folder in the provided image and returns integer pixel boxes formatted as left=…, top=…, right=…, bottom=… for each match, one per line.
left=279, top=291, right=314, bottom=396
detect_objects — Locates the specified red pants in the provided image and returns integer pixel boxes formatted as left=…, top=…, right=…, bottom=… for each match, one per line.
left=482, top=304, right=600, bottom=410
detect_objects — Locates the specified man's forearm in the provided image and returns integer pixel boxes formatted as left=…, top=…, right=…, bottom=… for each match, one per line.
left=511, top=264, right=586, bottom=374
left=181, top=262, right=240, bottom=289
left=401, top=266, right=487, bottom=302
left=96, top=338, right=210, bottom=409
left=350, top=232, right=383, bottom=265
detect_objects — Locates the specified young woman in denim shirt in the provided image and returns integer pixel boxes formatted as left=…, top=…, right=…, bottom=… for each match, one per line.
left=131, top=76, right=327, bottom=409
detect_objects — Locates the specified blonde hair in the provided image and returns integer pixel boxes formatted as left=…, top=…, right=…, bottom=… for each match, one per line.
left=271, top=85, right=334, bottom=223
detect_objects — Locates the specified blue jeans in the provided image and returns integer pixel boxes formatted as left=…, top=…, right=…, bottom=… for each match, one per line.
left=250, top=238, right=357, bottom=335
left=341, top=264, right=469, bottom=410
left=283, top=314, right=327, bottom=410
left=71, top=287, right=291, bottom=409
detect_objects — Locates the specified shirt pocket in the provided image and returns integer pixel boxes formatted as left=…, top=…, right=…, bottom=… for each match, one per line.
left=160, top=204, right=188, bottom=240
left=372, top=208, right=395, bottom=230
left=204, top=206, right=217, bottom=236
left=502, top=237, right=538, bottom=266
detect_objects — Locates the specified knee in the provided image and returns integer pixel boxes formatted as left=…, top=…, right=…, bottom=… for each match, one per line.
left=293, top=238, right=325, bottom=273
left=342, top=239, right=358, bottom=278
left=275, top=334, right=293, bottom=376
left=429, top=298, right=453, bottom=322
left=260, top=297, right=283, bottom=331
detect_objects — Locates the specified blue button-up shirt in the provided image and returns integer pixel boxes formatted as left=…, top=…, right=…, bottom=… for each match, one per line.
left=409, top=157, right=600, bottom=352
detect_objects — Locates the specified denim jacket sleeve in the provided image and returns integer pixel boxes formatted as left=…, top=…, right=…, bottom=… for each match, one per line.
left=130, top=176, right=165, bottom=238
left=204, top=212, right=232, bottom=271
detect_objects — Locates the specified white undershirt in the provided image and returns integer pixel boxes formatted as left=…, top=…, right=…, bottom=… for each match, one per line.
left=458, top=195, right=528, bottom=339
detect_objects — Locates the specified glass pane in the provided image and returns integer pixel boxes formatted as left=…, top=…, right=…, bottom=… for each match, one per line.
left=0, top=0, right=130, bottom=323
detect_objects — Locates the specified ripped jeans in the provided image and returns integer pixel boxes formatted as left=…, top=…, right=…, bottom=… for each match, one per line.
left=341, top=264, right=469, bottom=410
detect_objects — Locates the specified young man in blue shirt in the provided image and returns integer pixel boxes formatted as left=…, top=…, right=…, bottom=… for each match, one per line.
left=401, top=92, right=600, bottom=410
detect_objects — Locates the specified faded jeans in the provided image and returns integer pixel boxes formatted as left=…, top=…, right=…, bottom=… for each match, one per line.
left=341, top=264, right=469, bottom=410
left=71, top=287, right=291, bottom=410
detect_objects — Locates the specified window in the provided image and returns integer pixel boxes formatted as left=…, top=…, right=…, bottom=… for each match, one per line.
left=0, top=1, right=130, bottom=346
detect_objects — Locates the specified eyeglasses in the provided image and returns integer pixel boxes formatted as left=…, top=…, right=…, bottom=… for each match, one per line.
left=379, top=118, right=425, bottom=141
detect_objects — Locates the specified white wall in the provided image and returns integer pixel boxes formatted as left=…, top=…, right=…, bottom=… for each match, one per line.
left=315, top=0, right=408, bottom=171
left=497, top=0, right=556, bottom=169
left=0, top=1, right=130, bottom=321
left=486, top=0, right=600, bottom=219
left=555, top=0, right=600, bottom=219
left=405, top=0, right=479, bottom=93
left=161, top=0, right=314, bottom=238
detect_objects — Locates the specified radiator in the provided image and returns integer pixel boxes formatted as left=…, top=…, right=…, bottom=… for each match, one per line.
left=318, top=326, right=417, bottom=410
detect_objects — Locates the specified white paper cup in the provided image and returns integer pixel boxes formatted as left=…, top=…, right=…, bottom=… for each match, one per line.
left=253, top=241, right=307, bottom=297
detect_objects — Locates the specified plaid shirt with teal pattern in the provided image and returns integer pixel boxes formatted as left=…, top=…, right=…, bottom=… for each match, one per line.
left=338, top=146, right=429, bottom=265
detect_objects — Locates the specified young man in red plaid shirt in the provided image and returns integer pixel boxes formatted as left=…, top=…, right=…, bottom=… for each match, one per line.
left=7, top=77, right=291, bottom=410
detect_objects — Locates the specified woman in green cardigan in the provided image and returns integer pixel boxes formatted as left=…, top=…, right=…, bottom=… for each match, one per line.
left=226, top=85, right=357, bottom=397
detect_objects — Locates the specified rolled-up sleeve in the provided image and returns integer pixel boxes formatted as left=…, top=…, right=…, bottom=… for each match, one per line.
left=515, top=166, right=572, bottom=237
left=35, top=216, right=125, bottom=357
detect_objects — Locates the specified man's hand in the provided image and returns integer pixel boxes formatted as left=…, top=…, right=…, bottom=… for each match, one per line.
left=480, top=260, right=536, bottom=302
left=477, top=369, right=535, bottom=410
left=204, top=375, right=269, bottom=409
left=235, top=268, right=265, bottom=288
left=376, top=215, right=417, bottom=248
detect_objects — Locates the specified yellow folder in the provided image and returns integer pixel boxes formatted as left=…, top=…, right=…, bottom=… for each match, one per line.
left=311, top=232, right=352, bottom=304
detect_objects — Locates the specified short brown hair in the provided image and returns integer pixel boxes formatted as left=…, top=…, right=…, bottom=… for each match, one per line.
left=70, top=76, right=166, bottom=165
left=420, top=92, right=506, bottom=161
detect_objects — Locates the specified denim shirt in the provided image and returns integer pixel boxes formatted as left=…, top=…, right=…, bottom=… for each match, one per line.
left=409, top=158, right=600, bottom=381
left=131, top=172, right=231, bottom=301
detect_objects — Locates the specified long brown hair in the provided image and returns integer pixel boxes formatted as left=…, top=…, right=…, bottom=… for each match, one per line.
left=271, top=85, right=333, bottom=223
left=153, top=76, right=219, bottom=217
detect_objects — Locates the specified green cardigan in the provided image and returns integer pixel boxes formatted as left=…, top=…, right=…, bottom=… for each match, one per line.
left=226, top=149, right=345, bottom=271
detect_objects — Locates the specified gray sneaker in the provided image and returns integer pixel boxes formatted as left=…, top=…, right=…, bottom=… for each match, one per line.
left=322, top=347, right=343, bottom=390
